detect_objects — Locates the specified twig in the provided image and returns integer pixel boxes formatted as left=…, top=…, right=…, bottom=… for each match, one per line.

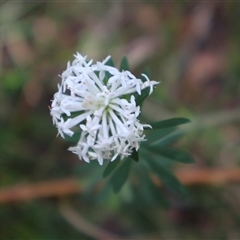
left=0, top=179, right=81, bottom=204
left=176, top=168, right=240, bottom=186
left=1, top=168, right=240, bottom=204
left=59, top=199, right=123, bottom=240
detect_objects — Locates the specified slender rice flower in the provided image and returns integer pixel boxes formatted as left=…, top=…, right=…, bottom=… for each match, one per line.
left=50, top=53, right=158, bottom=165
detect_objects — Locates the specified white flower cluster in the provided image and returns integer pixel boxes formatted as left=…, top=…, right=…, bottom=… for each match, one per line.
left=50, top=53, right=158, bottom=165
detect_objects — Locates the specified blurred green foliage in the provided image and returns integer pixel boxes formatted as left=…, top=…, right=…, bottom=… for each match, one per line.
left=1, top=1, right=240, bottom=239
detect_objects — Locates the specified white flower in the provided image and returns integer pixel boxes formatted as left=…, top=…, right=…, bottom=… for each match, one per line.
left=50, top=53, right=158, bottom=165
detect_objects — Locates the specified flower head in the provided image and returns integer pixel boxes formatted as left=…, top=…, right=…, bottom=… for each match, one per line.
left=50, top=53, right=158, bottom=165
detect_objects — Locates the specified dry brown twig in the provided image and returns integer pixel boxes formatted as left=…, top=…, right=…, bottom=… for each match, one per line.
left=0, top=168, right=240, bottom=204
left=1, top=168, right=239, bottom=240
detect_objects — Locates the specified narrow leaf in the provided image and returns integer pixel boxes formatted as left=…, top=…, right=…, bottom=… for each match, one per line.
left=130, top=148, right=139, bottom=162
left=145, top=127, right=176, bottom=145
left=135, top=171, right=169, bottom=208
left=146, top=159, right=187, bottom=195
left=110, top=158, right=132, bottom=193
left=135, top=87, right=149, bottom=106
left=149, top=118, right=190, bottom=129
left=147, top=146, right=194, bottom=164
left=135, top=69, right=151, bottom=106
left=105, top=56, right=115, bottom=67
left=120, top=56, right=129, bottom=71
left=141, top=68, right=150, bottom=80
left=63, top=132, right=80, bottom=143
left=103, top=157, right=120, bottom=178
left=151, top=131, right=185, bottom=147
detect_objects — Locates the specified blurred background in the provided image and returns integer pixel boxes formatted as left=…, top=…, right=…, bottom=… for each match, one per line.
left=1, top=1, right=240, bottom=239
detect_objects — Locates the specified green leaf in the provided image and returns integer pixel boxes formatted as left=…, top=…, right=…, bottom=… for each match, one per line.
left=145, top=127, right=176, bottom=145
left=149, top=118, right=190, bottom=129
left=151, top=131, right=185, bottom=147
left=134, top=170, right=169, bottom=208
left=120, top=56, right=129, bottom=71
left=105, top=56, right=115, bottom=67
left=102, top=157, right=120, bottom=178
left=63, top=132, right=80, bottom=143
left=135, top=87, right=149, bottom=106
left=146, top=158, right=187, bottom=195
left=130, top=148, right=139, bottom=162
left=141, top=68, right=150, bottom=80
left=110, top=158, right=132, bottom=193
left=147, top=146, right=195, bottom=164
left=135, top=69, right=151, bottom=106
